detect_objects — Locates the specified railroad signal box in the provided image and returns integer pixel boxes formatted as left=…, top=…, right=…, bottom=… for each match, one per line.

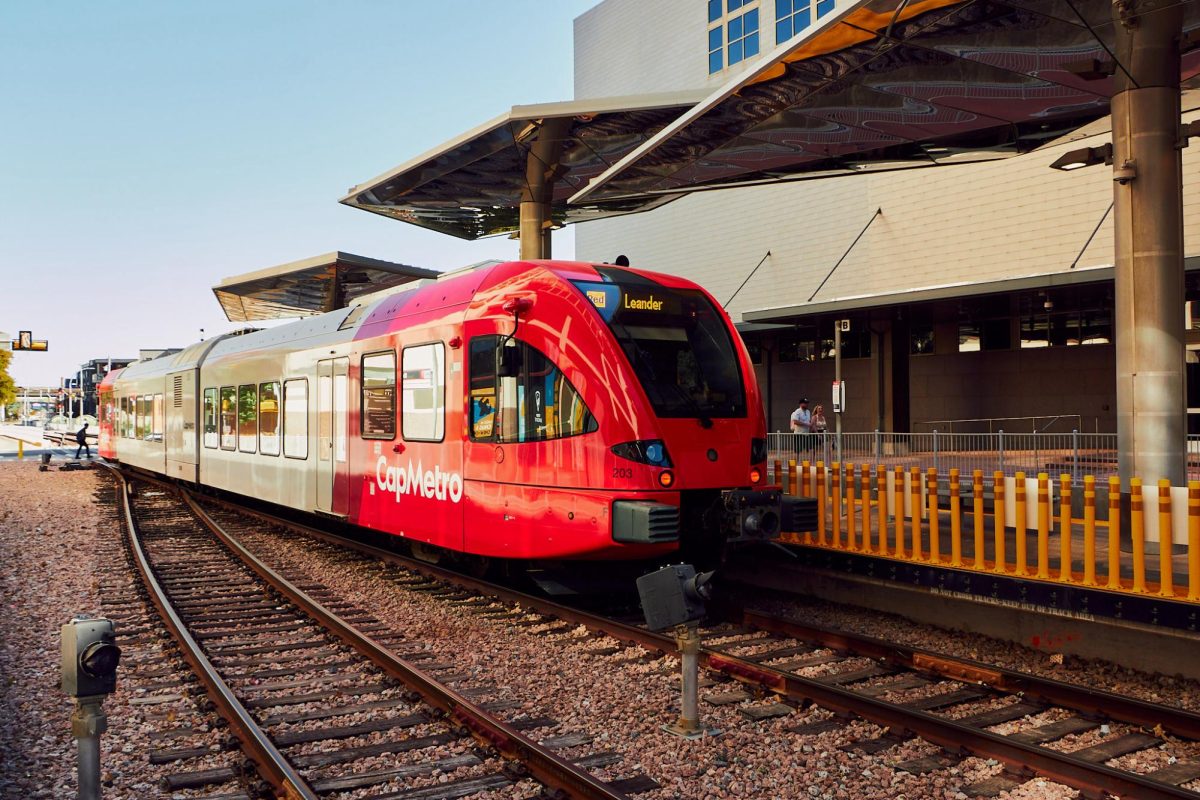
left=61, top=617, right=121, bottom=697
left=636, top=564, right=710, bottom=631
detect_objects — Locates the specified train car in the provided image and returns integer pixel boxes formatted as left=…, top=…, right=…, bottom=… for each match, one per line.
left=102, top=260, right=807, bottom=567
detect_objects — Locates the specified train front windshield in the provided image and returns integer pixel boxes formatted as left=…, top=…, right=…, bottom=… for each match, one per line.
left=572, top=273, right=746, bottom=419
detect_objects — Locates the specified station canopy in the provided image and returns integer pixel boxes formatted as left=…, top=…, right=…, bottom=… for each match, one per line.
left=213, top=252, right=438, bottom=321
left=339, top=92, right=709, bottom=240
left=569, top=0, right=1200, bottom=204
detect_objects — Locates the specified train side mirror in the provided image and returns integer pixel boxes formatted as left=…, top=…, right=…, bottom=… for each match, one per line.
left=497, top=346, right=523, bottom=379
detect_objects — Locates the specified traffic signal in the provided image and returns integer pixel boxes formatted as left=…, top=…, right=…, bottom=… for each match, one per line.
left=61, top=617, right=121, bottom=697
left=12, top=331, right=48, bottom=351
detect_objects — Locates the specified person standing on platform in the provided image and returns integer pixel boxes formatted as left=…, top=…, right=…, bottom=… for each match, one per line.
left=74, top=422, right=91, bottom=459
left=811, top=404, right=827, bottom=434
left=790, top=398, right=811, bottom=456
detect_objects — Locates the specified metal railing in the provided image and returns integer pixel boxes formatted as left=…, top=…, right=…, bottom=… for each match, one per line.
left=911, top=415, right=1087, bottom=434
left=768, top=430, right=1200, bottom=483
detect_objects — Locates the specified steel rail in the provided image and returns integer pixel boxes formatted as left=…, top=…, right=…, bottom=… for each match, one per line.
left=105, top=466, right=318, bottom=800
left=744, top=609, right=1200, bottom=741
left=180, top=489, right=631, bottom=800
left=192, top=492, right=1200, bottom=800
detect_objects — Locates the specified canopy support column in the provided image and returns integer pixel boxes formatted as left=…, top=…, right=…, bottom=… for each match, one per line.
left=519, top=118, right=570, bottom=260
left=1113, top=0, right=1186, bottom=488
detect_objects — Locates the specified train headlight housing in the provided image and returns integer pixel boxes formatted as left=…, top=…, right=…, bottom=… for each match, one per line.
left=658, top=470, right=676, bottom=488
left=611, top=439, right=672, bottom=468
left=749, top=468, right=762, bottom=484
left=751, top=437, right=768, bottom=464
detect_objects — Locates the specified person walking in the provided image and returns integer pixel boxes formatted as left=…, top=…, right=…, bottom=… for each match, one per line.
left=790, top=398, right=811, bottom=456
left=74, top=421, right=91, bottom=459
left=811, top=404, right=827, bottom=434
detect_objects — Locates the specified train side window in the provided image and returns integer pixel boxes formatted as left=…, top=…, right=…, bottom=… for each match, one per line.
left=124, top=396, right=132, bottom=439
left=203, top=388, right=218, bottom=448
left=119, top=397, right=127, bottom=438
left=361, top=351, right=396, bottom=439
left=139, top=395, right=150, bottom=440
left=220, top=387, right=236, bottom=450
left=283, top=379, right=308, bottom=459
left=401, top=343, right=445, bottom=442
left=237, top=384, right=257, bottom=453
left=468, top=335, right=596, bottom=444
left=152, top=394, right=164, bottom=443
left=259, top=382, right=280, bottom=456
left=132, top=396, right=139, bottom=440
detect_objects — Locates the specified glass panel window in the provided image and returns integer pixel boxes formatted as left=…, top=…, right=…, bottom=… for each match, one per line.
left=776, top=0, right=810, bottom=42
left=708, top=0, right=758, bottom=73
left=138, top=395, right=150, bottom=440
left=283, top=379, right=308, bottom=459
left=152, top=394, right=164, bottom=443
left=708, top=0, right=722, bottom=22
left=816, top=0, right=835, bottom=17
left=203, top=388, right=218, bottom=448
left=727, top=7, right=758, bottom=65
left=402, top=343, right=445, bottom=442
left=259, top=382, right=280, bottom=456
left=220, top=387, right=236, bottom=450
left=469, top=335, right=597, bottom=444
left=361, top=351, right=396, bottom=438
left=238, top=384, right=256, bottom=453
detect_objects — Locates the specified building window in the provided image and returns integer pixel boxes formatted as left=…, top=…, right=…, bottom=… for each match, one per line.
left=1019, top=287, right=1112, bottom=349
left=776, top=0, right=810, bottom=43
left=402, top=343, right=445, bottom=442
left=283, top=379, right=308, bottom=459
left=910, top=326, right=934, bottom=355
left=152, top=394, right=164, bottom=443
left=361, top=351, right=396, bottom=439
left=959, top=295, right=1013, bottom=352
left=259, top=382, right=280, bottom=456
left=708, top=0, right=760, bottom=74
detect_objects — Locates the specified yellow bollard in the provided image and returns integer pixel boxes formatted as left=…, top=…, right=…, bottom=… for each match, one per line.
left=17, top=439, right=23, bottom=460
left=894, top=466, right=906, bottom=560
left=910, top=466, right=923, bottom=561
left=972, top=470, right=985, bottom=569
left=846, top=464, right=857, bottom=552
left=927, top=468, right=941, bottom=564
left=800, top=461, right=810, bottom=497
left=1036, top=473, right=1050, bottom=580
left=1188, top=482, right=1200, bottom=602
left=831, top=462, right=843, bottom=549
left=774, top=459, right=783, bottom=491
left=1082, top=476, right=1097, bottom=587
left=1158, top=479, right=1174, bottom=599
left=861, top=465, right=871, bottom=553
left=1107, top=476, right=1122, bottom=590
left=816, top=462, right=827, bottom=546
left=950, top=469, right=963, bottom=567
left=787, top=460, right=797, bottom=497
left=993, top=471, right=1007, bottom=574
left=1014, top=472, right=1028, bottom=576
left=1131, top=477, right=1146, bottom=593
left=1059, top=475, right=1073, bottom=583
left=876, top=465, right=888, bottom=556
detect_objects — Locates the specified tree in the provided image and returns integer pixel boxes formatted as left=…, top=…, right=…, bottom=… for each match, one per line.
left=0, top=349, right=15, bottom=410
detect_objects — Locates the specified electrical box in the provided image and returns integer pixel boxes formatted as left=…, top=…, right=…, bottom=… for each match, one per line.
left=636, top=564, right=708, bottom=631
left=832, top=380, right=846, bottom=413
left=61, top=617, right=121, bottom=698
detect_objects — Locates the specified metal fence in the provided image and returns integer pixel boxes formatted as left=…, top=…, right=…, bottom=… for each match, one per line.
left=768, top=430, right=1200, bottom=483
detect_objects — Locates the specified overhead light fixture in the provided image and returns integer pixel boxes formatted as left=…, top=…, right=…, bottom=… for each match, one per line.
left=1049, top=143, right=1113, bottom=171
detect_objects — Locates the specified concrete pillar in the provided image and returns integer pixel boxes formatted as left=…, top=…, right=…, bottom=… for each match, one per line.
left=518, top=117, right=570, bottom=260
left=1112, top=0, right=1186, bottom=487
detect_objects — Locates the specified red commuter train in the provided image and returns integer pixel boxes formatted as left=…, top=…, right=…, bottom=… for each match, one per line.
left=98, top=260, right=806, bottom=571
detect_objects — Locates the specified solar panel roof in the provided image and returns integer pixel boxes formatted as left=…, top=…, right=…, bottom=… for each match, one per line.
left=569, top=0, right=1200, bottom=204
left=213, top=252, right=438, bottom=321
left=338, top=92, right=709, bottom=240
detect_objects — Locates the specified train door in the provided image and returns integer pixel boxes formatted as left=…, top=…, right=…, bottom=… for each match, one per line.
left=165, top=370, right=198, bottom=481
left=317, top=357, right=349, bottom=515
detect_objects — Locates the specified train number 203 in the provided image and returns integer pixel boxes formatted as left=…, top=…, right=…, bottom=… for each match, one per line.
left=612, top=467, right=634, bottom=479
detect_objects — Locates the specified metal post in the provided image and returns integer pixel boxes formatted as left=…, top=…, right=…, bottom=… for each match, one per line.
left=71, top=696, right=107, bottom=800
left=1073, top=429, right=1081, bottom=485
left=665, top=624, right=712, bottom=738
left=518, top=117, right=570, bottom=260
left=999, top=430, right=1005, bottom=473
left=1112, top=0, right=1186, bottom=489
left=933, top=429, right=940, bottom=475
left=874, top=429, right=882, bottom=462
left=834, top=323, right=842, bottom=441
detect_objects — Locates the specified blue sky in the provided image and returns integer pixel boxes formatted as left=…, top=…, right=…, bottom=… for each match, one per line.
left=1, top=1, right=594, bottom=386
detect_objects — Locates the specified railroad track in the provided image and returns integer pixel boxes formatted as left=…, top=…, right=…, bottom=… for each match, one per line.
left=107, top=465, right=649, bottom=799
left=187, top=489, right=1200, bottom=800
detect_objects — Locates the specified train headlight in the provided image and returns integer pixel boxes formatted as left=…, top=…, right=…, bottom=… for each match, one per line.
left=658, top=470, right=676, bottom=488
left=749, top=468, right=762, bottom=484
left=611, top=439, right=673, bottom=467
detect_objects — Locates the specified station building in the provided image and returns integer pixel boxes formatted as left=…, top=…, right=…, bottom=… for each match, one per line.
left=571, top=0, right=1200, bottom=434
